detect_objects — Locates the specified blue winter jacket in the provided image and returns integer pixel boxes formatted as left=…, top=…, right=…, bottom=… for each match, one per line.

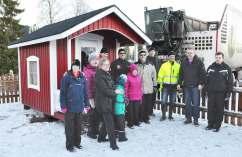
left=60, top=71, right=90, bottom=113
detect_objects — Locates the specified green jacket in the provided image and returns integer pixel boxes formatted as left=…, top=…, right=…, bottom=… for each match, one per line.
left=114, top=85, right=125, bottom=115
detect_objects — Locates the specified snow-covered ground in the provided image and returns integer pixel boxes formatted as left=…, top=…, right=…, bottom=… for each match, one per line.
left=0, top=103, right=242, bottom=157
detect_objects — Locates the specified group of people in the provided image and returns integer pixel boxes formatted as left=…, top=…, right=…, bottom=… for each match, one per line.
left=59, top=43, right=233, bottom=152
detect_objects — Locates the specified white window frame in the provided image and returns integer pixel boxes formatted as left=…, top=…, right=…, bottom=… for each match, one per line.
left=27, top=56, right=40, bottom=91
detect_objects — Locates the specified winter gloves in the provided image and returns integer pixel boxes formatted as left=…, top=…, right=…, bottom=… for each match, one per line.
left=61, top=107, right=67, bottom=113
left=83, top=106, right=91, bottom=114
left=61, top=106, right=91, bottom=114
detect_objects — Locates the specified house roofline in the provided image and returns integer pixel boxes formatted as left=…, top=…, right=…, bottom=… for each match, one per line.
left=9, top=5, right=152, bottom=48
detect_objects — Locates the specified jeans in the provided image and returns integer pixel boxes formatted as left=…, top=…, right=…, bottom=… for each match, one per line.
left=162, top=87, right=177, bottom=106
left=184, top=86, right=200, bottom=120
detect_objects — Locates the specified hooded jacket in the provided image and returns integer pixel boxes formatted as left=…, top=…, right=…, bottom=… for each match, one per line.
left=60, top=71, right=90, bottom=113
left=83, top=64, right=96, bottom=99
left=125, top=64, right=143, bottom=101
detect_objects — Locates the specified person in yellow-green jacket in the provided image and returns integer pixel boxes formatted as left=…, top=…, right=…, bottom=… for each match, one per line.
left=157, top=51, right=180, bottom=121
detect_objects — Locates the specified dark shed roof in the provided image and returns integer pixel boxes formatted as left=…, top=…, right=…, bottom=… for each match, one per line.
left=10, top=5, right=114, bottom=45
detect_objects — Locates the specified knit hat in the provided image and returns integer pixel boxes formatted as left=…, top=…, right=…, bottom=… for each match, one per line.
left=148, top=47, right=155, bottom=52
left=138, top=49, right=147, bottom=55
left=168, top=51, right=176, bottom=56
left=88, top=52, right=99, bottom=63
left=128, top=63, right=137, bottom=73
left=117, top=74, right=127, bottom=85
left=71, top=59, right=80, bottom=69
left=100, top=48, right=109, bottom=53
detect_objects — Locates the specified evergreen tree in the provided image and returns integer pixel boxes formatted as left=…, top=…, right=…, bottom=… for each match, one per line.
left=0, top=0, right=24, bottom=74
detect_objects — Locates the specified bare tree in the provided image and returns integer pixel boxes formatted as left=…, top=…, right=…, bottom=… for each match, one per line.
left=39, top=0, right=61, bottom=25
left=72, top=0, right=91, bottom=16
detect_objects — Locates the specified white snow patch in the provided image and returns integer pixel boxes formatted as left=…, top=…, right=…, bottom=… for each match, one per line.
left=0, top=103, right=242, bottom=157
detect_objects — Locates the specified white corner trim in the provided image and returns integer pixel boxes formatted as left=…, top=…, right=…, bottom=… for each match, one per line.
left=8, top=6, right=152, bottom=48
left=26, top=56, right=40, bottom=91
left=67, top=39, right=72, bottom=70
left=116, top=39, right=120, bottom=59
left=49, top=40, right=57, bottom=115
left=17, top=48, right=22, bottom=103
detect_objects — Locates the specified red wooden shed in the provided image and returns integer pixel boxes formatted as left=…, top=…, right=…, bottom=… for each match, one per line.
left=8, top=5, right=152, bottom=119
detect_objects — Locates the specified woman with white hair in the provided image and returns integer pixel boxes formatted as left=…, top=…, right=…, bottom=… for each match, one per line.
left=83, top=52, right=100, bottom=139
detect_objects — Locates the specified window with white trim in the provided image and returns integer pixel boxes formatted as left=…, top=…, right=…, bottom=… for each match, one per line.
left=27, top=56, right=40, bottom=91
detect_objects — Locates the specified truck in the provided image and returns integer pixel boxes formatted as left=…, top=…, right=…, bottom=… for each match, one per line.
left=144, top=4, right=242, bottom=80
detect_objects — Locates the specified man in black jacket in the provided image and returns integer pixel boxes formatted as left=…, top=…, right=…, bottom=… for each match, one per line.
left=178, top=44, right=206, bottom=126
left=110, top=48, right=130, bottom=82
left=205, top=52, right=233, bottom=132
left=146, top=47, right=160, bottom=72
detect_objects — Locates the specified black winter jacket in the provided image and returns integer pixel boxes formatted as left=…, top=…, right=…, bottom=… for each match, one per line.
left=205, top=62, right=233, bottom=93
left=95, top=69, right=116, bottom=113
left=110, top=58, right=130, bottom=82
left=146, top=56, right=160, bottom=73
left=179, top=55, right=206, bottom=87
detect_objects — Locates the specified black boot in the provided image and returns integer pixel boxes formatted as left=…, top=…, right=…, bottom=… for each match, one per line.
left=205, top=124, right=214, bottom=130
left=193, top=118, right=199, bottom=126
left=160, top=105, right=167, bottom=121
left=87, top=132, right=97, bottom=139
left=110, top=138, right=119, bottom=150
left=114, top=130, right=119, bottom=138
left=184, top=118, right=192, bottom=124
left=168, top=105, right=174, bottom=120
left=118, top=131, right=128, bottom=142
left=97, top=136, right=109, bottom=143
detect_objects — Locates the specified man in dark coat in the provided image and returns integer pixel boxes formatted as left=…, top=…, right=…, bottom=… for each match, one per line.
left=146, top=47, right=160, bottom=72
left=99, top=47, right=109, bottom=60
left=110, top=48, right=130, bottom=82
left=205, top=52, right=233, bottom=132
left=178, top=44, right=206, bottom=126
left=60, top=59, right=90, bottom=152
left=95, top=58, right=121, bottom=150
left=146, top=47, right=160, bottom=116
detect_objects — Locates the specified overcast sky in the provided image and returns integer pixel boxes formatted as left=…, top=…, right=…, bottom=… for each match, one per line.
left=18, top=0, right=242, bottom=31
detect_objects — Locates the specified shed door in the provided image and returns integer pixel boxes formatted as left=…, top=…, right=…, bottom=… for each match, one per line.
left=75, top=33, right=103, bottom=68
